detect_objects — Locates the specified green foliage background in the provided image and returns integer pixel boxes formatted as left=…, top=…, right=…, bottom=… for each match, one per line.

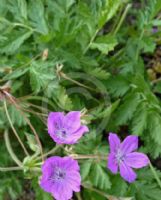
left=0, top=0, right=161, bottom=199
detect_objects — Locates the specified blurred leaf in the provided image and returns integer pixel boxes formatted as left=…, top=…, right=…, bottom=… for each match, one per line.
left=53, top=86, right=73, bottom=110
left=0, top=31, right=32, bottom=55
left=30, top=61, right=55, bottom=93
left=92, top=163, right=111, bottom=190
left=115, top=92, right=140, bottom=125
left=28, top=0, right=48, bottom=34
left=3, top=68, right=29, bottom=80
left=80, top=160, right=93, bottom=181
left=90, top=35, right=118, bottom=54
left=25, top=133, right=40, bottom=152
left=8, top=104, right=29, bottom=127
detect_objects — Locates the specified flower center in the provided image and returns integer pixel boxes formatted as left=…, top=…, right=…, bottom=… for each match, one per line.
left=115, top=149, right=124, bottom=164
left=56, top=128, right=68, bottom=139
left=51, top=167, right=66, bottom=182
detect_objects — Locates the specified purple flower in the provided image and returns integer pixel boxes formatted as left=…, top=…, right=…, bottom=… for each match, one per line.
left=40, top=156, right=81, bottom=200
left=48, top=111, right=89, bottom=144
left=107, top=133, right=149, bottom=183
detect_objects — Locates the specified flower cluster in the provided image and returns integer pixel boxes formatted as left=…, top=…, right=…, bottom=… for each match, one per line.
left=40, top=111, right=87, bottom=200
left=40, top=111, right=149, bottom=200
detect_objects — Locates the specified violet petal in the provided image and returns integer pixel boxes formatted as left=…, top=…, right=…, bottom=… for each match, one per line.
left=121, top=135, right=138, bottom=154
left=125, top=152, right=149, bottom=169
left=107, top=153, right=118, bottom=174
left=120, top=161, right=137, bottom=183
left=109, top=133, right=121, bottom=153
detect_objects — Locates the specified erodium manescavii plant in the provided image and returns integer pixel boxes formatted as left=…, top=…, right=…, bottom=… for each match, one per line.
left=0, top=0, right=161, bottom=200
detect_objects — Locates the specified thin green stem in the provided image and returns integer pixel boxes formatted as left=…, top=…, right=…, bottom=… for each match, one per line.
left=60, top=72, right=96, bottom=92
left=4, top=92, right=44, bottom=162
left=149, top=162, right=161, bottom=189
left=36, top=145, right=62, bottom=161
left=13, top=23, right=34, bottom=32
left=4, top=100, right=29, bottom=156
left=113, top=4, right=132, bottom=35
left=0, top=166, right=23, bottom=172
left=25, top=102, right=49, bottom=112
left=111, top=4, right=124, bottom=33
left=21, top=107, right=47, bottom=126
left=18, top=95, right=56, bottom=110
left=70, top=154, right=107, bottom=160
left=83, top=29, right=99, bottom=54
left=4, top=130, right=23, bottom=167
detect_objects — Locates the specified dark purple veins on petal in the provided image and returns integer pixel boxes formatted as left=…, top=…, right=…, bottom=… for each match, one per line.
left=50, top=167, right=66, bottom=183
left=56, top=128, right=68, bottom=139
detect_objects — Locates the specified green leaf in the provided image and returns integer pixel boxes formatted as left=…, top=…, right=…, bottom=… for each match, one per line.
left=85, top=67, right=110, bottom=80
left=8, top=0, right=27, bottom=20
left=107, top=75, right=130, bottom=97
left=92, top=164, right=111, bottom=190
left=152, top=0, right=161, bottom=18
left=25, top=133, right=40, bottom=152
left=90, top=35, right=118, bottom=54
left=80, top=160, right=93, bottom=181
left=17, top=0, right=27, bottom=20
left=98, top=0, right=122, bottom=28
left=8, top=104, right=29, bottom=127
left=131, top=102, right=148, bottom=135
left=90, top=100, right=120, bottom=120
left=141, top=36, right=156, bottom=53
left=148, top=112, right=161, bottom=145
left=135, top=182, right=161, bottom=200
left=0, top=0, right=7, bottom=15
left=3, top=68, right=29, bottom=80
left=29, top=61, right=55, bottom=93
left=0, top=176, right=22, bottom=200
left=74, top=131, right=102, bottom=154
left=110, top=176, right=128, bottom=197
left=0, top=31, right=32, bottom=54
left=115, top=92, right=140, bottom=125
left=28, top=0, right=48, bottom=34
left=53, top=86, right=73, bottom=110
left=64, top=0, right=75, bottom=11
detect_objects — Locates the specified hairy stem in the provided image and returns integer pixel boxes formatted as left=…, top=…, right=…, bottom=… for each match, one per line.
left=0, top=166, right=23, bottom=172
left=59, top=72, right=96, bottom=92
left=70, top=154, right=107, bottom=160
left=83, top=29, right=99, bottom=54
left=4, top=100, right=29, bottom=156
left=4, top=130, right=23, bottom=167
left=113, top=4, right=132, bottom=35
left=36, top=145, right=62, bottom=161
left=18, top=95, right=56, bottom=110
left=4, top=92, right=44, bottom=161
left=13, top=23, right=34, bottom=31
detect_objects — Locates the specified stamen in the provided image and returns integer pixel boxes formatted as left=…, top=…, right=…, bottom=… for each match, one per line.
left=115, top=149, right=124, bottom=164
left=50, top=167, right=66, bottom=183
left=56, top=128, right=68, bottom=139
